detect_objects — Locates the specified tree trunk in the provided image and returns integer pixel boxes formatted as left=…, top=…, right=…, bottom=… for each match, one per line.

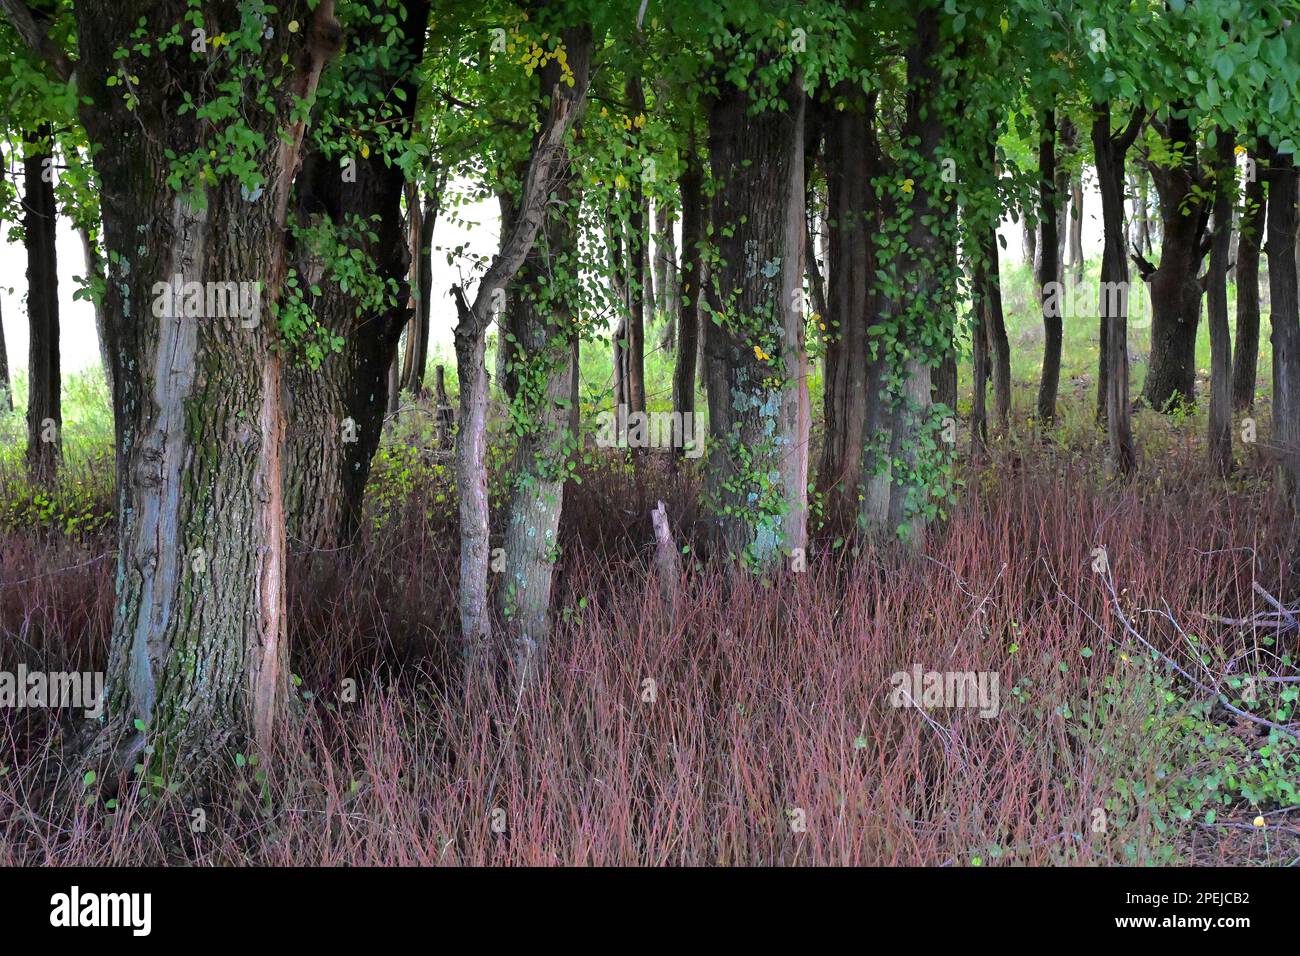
left=1265, top=149, right=1300, bottom=520
left=703, top=56, right=808, bottom=569
left=399, top=185, right=430, bottom=396
left=1142, top=112, right=1208, bottom=412
left=496, top=26, right=592, bottom=686
left=654, top=197, right=679, bottom=351
left=625, top=74, right=648, bottom=415
left=1206, top=133, right=1234, bottom=475
left=1069, top=171, right=1084, bottom=287
left=76, top=222, right=113, bottom=395
left=816, top=86, right=875, bottom=518
left=672, top=123, right=705, bottom=457
left=23, top=132, right=60, bottom=482
left=1233, top=161, right=1266, bottom=411
left=284, top=2, right=429, bottom=552
left=452, top=28, right=592, bottom=691
left=0, top=298, right=11, bottom=412
left=860, top=7, right=945, bottom=546
left=1037, top=106, right=1063, bottom=425
left=1092, top=103, right=1144, bottom=477
left=76, top=0, right=341, bottom=772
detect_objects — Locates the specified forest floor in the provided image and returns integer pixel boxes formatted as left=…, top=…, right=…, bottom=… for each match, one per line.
left=0, top=261, right=1298, bottom=865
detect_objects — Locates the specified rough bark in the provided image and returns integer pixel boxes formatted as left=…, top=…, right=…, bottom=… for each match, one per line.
left=703, top=57, right=808, bottom=568
left=76, top=222, right=113, bottom=395
left=860, top=7, right=944, bottom=546
left=452, top=35, right=591, bottom=691
left=1092, top=102, right=1145, bottom=477
left=72, top=0, right=341, bottom=773
left=284, top=1, right=429, bottom=552
left=817, top=86, right=876, bottom=519
left=1037, top=107, right=1063, bottom=425
left=1233, top=161, right=1266, bottom=411
left=1206, top=132, right=1234, bottom=475
left=0, top=297, right=10, bottom=412
left=496, top=26, right=592, bottom=687
left=1141, top=111, right=1209, bottom=412
left=672, top=122, right=705, bottom=457
left=1265, top=149, right=1300, bottom=520
left=22, top=133, right=60, bottom=482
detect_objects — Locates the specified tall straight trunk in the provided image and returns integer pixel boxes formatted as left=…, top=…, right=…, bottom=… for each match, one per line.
left=654, top=198, right=679, bottom=350
left=496, top=26, right=592, bottom=685
left=817, top=86, right=875, bottom=517
left=411, top=185, right=440, bottom=395
left=1023, top=215, right=1037, bottom=271
left=977, top=134, right=1011, bottom=432
left=1233, top=163, right=1266, bottom=411
left=1092, top=103, right=1145, bottom=477
left=1037, top=106, right=1063, bottom=424
left=1142, top=112, right=1209, bottom=412
left=672, top=123, right=705, bottom=457
left=1136, top=169, right=1152, bottom=257
left=608, top=213, right=630, bottom=410
left=1206, top=133, right=1235, bottom=475
left=0, top=298, right=11, bottom=412
left=1069, top=172, right=1084, bottom=286
left=76, top=222, right=113, bottom=395
left=74, top=0, right=341, bottom=771
left=399, top=185, right=429, bottom=396
left=625, top=74, right=648, bottom=415
left=452, top=29, right=591, bottom=690
left=1266, top=149, right=1300, bottom=519
left=703, top=57, right=808, bottom=569
left=22, top=132, right=60, bottom=482
left=860, top=6, right=944, bottom=545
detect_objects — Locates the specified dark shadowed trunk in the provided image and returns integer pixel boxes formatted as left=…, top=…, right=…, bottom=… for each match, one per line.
left=1092, top=102, right=1144, bottom=477
left=1141, top=112, right=1209, bottom=412
left=1265, top=149, right=1300, bottom=522
left=860, top=7, right=944, bottom=546
left=1206, top=133, right=1234, bottom=475
left=284, top=1, right=429, bottom=553
left=817, top=85, right=876, bottom=518
left=625, top=74, right=648, bottom=415
left=23, top=133, right=60, bottom=482
left=1233, top=160, right=1266, bottom=411
left=672, top=121, right=705, bottom=457
left=0, top=298, right=10, bottom=412
left=1069, top=172, right=1084, bottom=287
left=654, top=197, right=679, bottom=349
left=703, top=56, right=808, bottom=568
left=1037, top=107, right=1062, bottom=425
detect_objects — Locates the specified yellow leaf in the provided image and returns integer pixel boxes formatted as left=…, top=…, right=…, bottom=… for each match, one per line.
left=361, top=143, right=370, bottom=159
left=1253, top=815, right=1265, bottom=827
left=288, top=19, right=300, bottom=33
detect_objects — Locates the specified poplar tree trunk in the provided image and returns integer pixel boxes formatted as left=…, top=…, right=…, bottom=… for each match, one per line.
left=860, top=6, right=944, bottom=545
left=497, top=26, right=592, bottom=686
left=1037, top=106, right=1063, bottom=424
left=672, top=124, right=705, bottom=457
left=74, top=0, right=341, bottom=773
left=23, top=132, right=60, bottom=482
left=284, top=1, right=429, bottom=552
left=625, top=74, right=648, bottom=415
left=1142, top=112, right=1208, bottom=412
left=1069, top=172, right=1084, bottom=287
left=76, top=222, right=113, bottom=396
left=703, top=56, right=809, bottom=568
left=1265, top=150, right=1300, bottom=520
left=1233, top=162, right=1266, bottom=411
left=1092, top=103, right=1145, bottom=477
left=452, top=34, right=592, bottom=692
left=817, top=85, right=875, bottom=518
left=1206, top=133, right=1234, bottom=475
left=0, top=298, right=11, bottom=412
